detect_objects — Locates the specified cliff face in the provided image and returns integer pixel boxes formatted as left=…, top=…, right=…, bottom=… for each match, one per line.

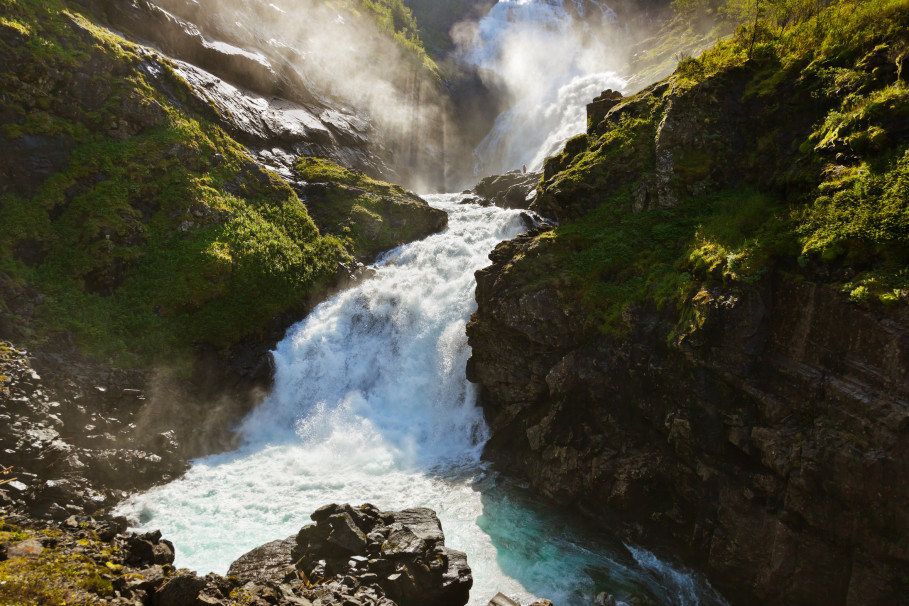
left=0, top=0, right=451, bottom=503
left=467, top=2, right=909, bottom=604
left=77, top=0, right=501, bottom=192
left=469, top=257, right=909, bottom=605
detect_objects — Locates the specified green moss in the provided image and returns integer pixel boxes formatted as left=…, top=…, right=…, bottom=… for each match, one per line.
left=0, top=1, right=349, bottom=366
left=523, top=0, right=909, bottom=339
left=0, top=526, right=108, bottom=606
left=326, top=0, right=439, bottom=79
left=296, top=157, right=445, bottom=262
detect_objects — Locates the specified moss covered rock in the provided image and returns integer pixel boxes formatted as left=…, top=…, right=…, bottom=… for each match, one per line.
left=296, top=157, right=448, bottom=262
left=0, top=1, right=448, bottom=367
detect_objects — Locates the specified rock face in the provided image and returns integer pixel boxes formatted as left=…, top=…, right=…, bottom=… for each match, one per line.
left=586, top=89, right=624, bottom=127
left=76, top=0, right=498, bottom=191
left=470, top=170, right=543, bottom=210
left=0, top=342, right=190, bottom=518
left=466, top=11, right=909, bottom=606
left=469, top=259, right=909, bottom=605
left=240, top=503, right=474, bottom=606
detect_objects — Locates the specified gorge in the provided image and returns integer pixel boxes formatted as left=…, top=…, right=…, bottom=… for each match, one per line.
left=1, top=1, right=908, bottom=606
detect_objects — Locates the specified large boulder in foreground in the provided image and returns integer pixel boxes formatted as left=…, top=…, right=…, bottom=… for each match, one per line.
left=230, top=503, right=472, bottom=606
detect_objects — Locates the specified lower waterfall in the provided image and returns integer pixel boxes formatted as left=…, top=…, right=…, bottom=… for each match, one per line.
left=116, top=195, right=728, bottom=606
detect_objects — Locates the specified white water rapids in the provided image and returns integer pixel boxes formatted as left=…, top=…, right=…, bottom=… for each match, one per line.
left=118, top=196, right=728, bottom=606
left=115, top=2, right=731, bottom=603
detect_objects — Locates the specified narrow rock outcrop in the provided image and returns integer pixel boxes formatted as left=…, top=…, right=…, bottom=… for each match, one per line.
left=470, top=170, right=543, bottom=210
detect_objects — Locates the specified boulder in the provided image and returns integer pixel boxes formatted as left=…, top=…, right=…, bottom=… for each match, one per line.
left=152, top=573, right=207, bottom=606
left=226, top=536, right=297, bottom=584
left=472, top=171, right=542, bottom=210
left=282, top=503, right=472, bottom=606
left=586, top=88, right=624, bottom=128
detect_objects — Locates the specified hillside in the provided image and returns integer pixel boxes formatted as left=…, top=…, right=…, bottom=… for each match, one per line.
left=466, top=1, right=909, bottom=604
left=0, top=0, right=446, bottom=368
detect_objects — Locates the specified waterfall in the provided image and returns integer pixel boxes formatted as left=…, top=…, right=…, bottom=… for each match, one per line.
left=117, top=196, right=728, bottom=606
left=461, top=0, right=627, bottom=175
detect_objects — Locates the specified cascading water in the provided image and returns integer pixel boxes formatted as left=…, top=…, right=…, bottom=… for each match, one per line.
left=118, top=196, right=728, bottom=606
left=463, top=0, right=627, bottom=175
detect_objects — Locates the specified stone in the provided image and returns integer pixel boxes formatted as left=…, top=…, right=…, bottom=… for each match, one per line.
left=487, top=594, right=519, bottom=606
left=290, top=504, right=471, bottom=606
left=472, top=171, right=542, bottom=210
left=152, top=573, right=207, bottom=606
left=594, top=593, right=616, bottom=606
left=228, top=536, right=297, bottom=584
left=7, top=538, right=44, bottom=558
left=327, top=512, right=369, bottom=555
left=383, top=508, right=444, bottom=547
left=381, top=525, right=426, bottom=558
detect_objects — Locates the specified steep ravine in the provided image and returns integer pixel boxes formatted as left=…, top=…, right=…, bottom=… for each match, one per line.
left=467, top=2, right=909, bottom=605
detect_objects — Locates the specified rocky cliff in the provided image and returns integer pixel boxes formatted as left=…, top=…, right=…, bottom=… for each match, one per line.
left=0, top=0, right=452, bottom=365
left=75, top=0, right=491, bottom=192
left=467, top=2, right=909, bottom=604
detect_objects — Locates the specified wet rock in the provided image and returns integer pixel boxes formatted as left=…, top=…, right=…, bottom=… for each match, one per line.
left=472, top=171, right=542, bottom=210
left=282, top=503, right=471, bottom=606
left=468, top=239, right=909, bottom=605
left=488, top=593, right=520, bottom=606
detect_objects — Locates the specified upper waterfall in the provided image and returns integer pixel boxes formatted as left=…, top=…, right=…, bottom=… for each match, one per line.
left=458, top=0, right=627, bottom=176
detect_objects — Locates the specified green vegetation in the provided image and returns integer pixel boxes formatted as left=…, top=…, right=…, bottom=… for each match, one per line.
left=330, top=0, right=440, bottom=77
left=0, top=0, right=349, bottom=366
left=398, top=0, right=480, bottom=54
left=0, top=523, right=110, bottom=605
left=296, top=157, right=446, bottom=261
left=526, top=0, right=908, bottom=337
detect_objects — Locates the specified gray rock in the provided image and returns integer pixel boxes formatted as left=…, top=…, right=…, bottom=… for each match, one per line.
left=7, top=538, right=44, bottom=558
left=228, top=535, right=296, bottom=584
left=153, top=574, right=207, bottom=606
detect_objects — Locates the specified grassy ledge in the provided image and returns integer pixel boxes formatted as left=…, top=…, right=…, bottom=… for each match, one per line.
left=295, top=157, right=448, bottom=262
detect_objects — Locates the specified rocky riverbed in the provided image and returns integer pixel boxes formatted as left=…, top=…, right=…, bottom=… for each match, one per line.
left=0, top=503, right=473, bottom=606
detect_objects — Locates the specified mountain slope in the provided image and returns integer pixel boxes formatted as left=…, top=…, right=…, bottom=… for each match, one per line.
left=0, top=0, right=445, bottom=367
left=466, top=1, right=909, bottom=604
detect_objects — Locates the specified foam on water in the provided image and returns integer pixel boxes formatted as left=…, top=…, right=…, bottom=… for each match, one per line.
left=117, top=196, right=727, bottom=605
